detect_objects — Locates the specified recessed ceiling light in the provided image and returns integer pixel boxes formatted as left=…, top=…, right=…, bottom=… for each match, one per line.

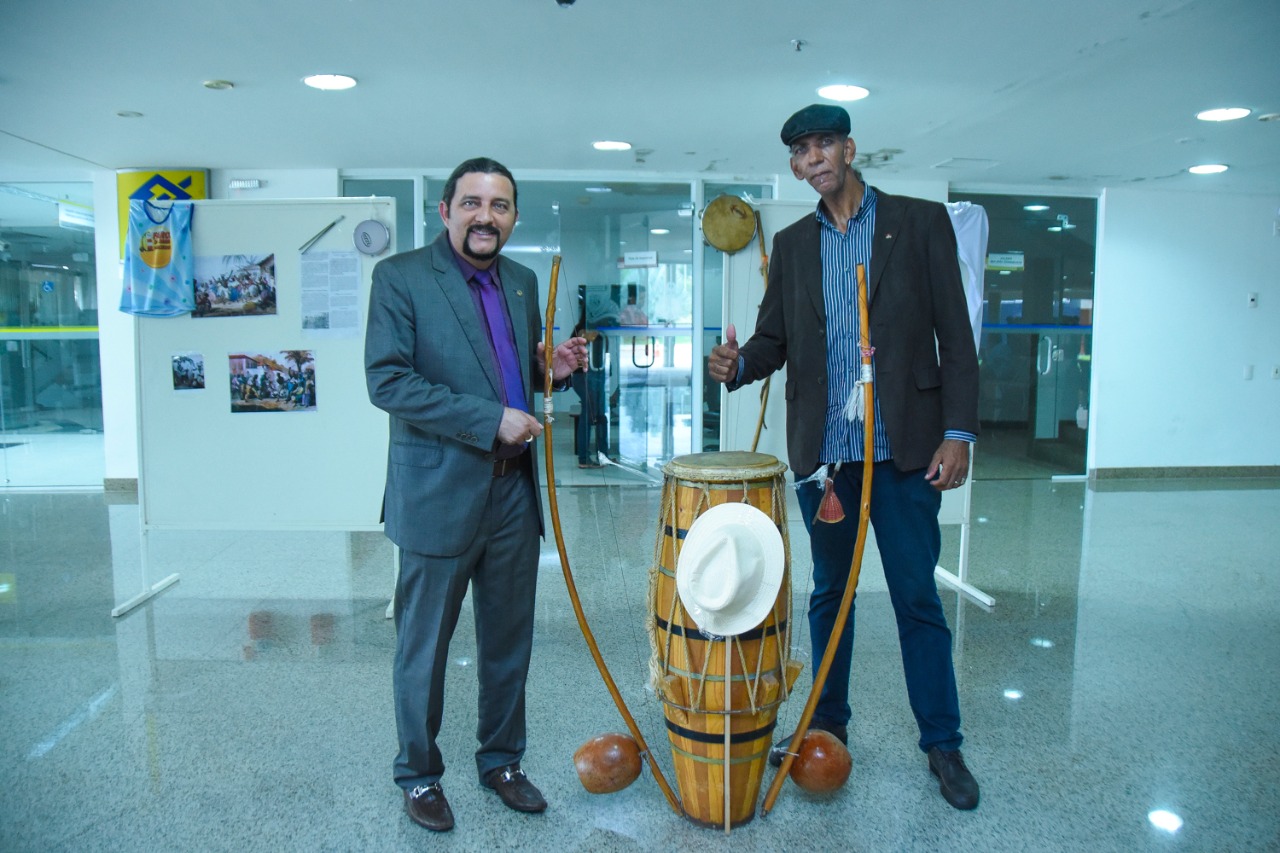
left=303, top=74, right=357, bottom=91
left=1196, top=107, right=1250, bottom=122
left=1188, top=163, right=1228, bottom=174
left=817, top=84, right=870, bottom=102
left=592, top=140, right=632, bottom=151
left=650, top=228, right=670, bottom=235
left=1023, top=204, right=1050, bottom=212
left=203, top=80, right=235, bottom=91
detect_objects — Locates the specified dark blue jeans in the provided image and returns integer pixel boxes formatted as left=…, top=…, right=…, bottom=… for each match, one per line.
left=796, top=460, right=963, bottom=753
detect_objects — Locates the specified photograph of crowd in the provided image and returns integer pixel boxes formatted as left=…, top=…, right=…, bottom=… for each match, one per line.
left=228, top=350, right=316, bottom=414
left=171, top=352, right=205, bottom=391
left=194, top=254, right=277, bottom=318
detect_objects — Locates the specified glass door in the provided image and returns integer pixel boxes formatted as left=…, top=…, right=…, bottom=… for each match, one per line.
left=574, top=187, right=695, bottom=472
left=0, top=182, right=103, bottom=487
left=949, top=193, right=1096, bottom=478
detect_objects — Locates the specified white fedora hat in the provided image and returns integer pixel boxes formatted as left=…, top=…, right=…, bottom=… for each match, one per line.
left=676, top=503, right=785, bottom=637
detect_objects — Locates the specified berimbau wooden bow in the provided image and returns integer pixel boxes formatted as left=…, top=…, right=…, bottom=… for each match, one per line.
left=541, top=255, right=682, bottom=814
left=750, top=209, right=772, bottom=453
left=761, top=262, right=874, bottom=817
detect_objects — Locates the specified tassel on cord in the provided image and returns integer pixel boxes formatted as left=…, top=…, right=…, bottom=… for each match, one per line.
left=842, top=384, right=864, bottom=424
left=843, top=362, right=875, bottom=425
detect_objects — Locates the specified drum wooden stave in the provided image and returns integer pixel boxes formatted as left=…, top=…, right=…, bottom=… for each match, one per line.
left=649, top=451, right=801, bottom=828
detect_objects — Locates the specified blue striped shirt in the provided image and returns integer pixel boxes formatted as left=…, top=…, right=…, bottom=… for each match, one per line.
left=817, top=188, right=893, bottom=464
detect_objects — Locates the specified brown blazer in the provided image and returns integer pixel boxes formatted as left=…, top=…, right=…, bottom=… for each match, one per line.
left=733, top=190, right=979, bottom=478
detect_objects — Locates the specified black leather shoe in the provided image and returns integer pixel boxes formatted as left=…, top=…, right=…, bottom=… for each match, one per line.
left=768, top=719, right=849, bottom=767
left=484, top=765, right=547, bottom=813
left=404, top=783, right=454, bottom=832
left=927, top=747, right=979, bottom=810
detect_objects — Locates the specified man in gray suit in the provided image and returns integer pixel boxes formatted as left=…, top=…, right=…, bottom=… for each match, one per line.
left=365, top=157, right=587, bottom=832
left=708, top=105, right=982, bottom=810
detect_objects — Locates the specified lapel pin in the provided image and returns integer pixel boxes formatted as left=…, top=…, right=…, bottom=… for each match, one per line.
left=516, top=290, right=524, bottom=297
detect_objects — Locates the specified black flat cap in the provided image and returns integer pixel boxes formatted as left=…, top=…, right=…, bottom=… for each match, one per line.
left=780, top=104, right=851, bottom=146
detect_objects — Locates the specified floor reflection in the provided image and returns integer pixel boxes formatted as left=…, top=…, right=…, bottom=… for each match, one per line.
left=2, top=477, right=1277, bottom=851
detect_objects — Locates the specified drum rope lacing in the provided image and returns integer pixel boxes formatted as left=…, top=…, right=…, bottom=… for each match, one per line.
left=648, top=474, right=794, bottom=716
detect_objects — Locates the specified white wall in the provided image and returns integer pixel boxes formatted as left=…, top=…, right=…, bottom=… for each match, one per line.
left=207, top=169, right=339, bottom=201
left=93, top=170, right=135, bottom=481
left=96, top=169, right=339, bottom=481
left=1091, top=187, right=1280, bottom=470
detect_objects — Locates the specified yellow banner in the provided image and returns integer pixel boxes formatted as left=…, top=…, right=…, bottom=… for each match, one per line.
left=116, top=169, right=207, bottom=253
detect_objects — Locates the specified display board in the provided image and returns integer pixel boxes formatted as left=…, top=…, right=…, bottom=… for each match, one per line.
left=135, top=198, right=395, bottom=530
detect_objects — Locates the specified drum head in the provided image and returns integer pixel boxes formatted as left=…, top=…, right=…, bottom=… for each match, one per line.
left=665, top=451, right=787, bottom=481
left=353, top=219, right=390, bottom=255
left=701, top=195, right=756, bottom=254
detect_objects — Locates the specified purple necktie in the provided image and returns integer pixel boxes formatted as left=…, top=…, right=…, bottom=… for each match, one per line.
left=473, top=268, right=527, bottom=413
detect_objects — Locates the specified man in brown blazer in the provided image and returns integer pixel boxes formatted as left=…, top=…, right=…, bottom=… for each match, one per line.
left=708, top=105, right=982, bottom=810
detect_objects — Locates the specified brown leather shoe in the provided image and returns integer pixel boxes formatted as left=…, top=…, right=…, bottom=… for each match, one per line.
left=404, top=783, right=454, bottom=832
left=927, top=747, right=980, bottom=810
left=484, top=765, right=547, bottom=813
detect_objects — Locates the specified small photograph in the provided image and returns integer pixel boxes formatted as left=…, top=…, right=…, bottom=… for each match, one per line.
left=194, top=254, right=277, bottom=317
left=172, top=352, right=205, bottom=390
left=228, top=350, right=316, bottom=414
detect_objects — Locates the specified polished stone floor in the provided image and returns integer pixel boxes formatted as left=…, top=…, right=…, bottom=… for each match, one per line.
left=2, top=474, right=1278, bottom=852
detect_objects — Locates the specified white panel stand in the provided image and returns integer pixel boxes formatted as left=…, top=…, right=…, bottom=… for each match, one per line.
left=937, top=203, right=993, bottom=608
left=111, top=572, right=180, bottom=618
left=110, top=437, right=180, bottom=618
left=934, top=457, right=994, bottom=608
left=111, top=522, right=180, bottom=618
left=934, top=511, right=994, bottom=609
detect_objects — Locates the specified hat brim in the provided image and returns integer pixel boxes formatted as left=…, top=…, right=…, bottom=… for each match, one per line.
left=675, top=503, right=786, bottom=637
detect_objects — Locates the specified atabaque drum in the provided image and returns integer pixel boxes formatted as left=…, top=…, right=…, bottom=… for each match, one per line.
left=649, top=451, right=802, bottom=829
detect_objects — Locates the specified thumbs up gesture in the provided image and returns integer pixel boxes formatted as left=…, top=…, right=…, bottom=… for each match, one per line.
left=708, top=323, right=740, bottom=384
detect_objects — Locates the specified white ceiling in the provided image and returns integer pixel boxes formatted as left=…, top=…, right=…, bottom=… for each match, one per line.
left=1, top=0, right=1276, bottom=224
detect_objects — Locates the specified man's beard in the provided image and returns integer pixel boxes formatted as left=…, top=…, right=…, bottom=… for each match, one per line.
left=463, top=226, right=501, bottom=262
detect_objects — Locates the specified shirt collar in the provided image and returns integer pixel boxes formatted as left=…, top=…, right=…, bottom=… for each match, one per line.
left=816, top=184, right=877, bottom=233
left=448, top=243, right=497, bottom=286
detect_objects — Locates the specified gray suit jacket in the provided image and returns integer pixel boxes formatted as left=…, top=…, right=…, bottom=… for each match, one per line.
left=734, top=189, right=980, bottom=478
left=365, top=231, right=545, bottom=556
